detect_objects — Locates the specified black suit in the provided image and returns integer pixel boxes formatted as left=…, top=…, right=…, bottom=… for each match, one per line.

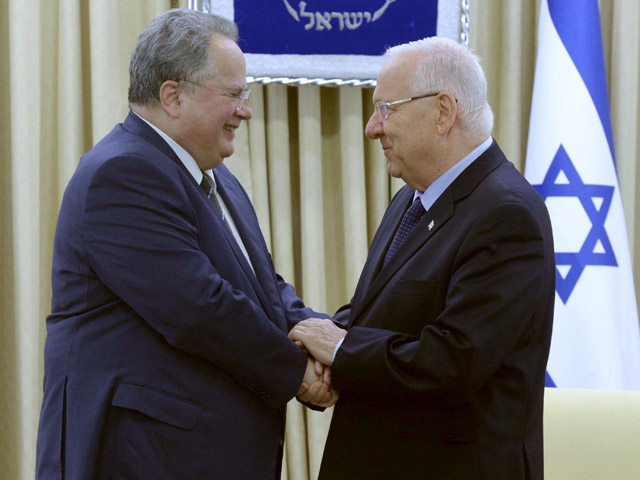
left=320, top=140, right=555, bottom=480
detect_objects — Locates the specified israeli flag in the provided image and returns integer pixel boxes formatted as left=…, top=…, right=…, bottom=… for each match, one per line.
left=525, top=0, right=640, bottom=389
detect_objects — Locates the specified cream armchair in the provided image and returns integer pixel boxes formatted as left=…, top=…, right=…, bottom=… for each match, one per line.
left=544, top=388, right=640, bottom=479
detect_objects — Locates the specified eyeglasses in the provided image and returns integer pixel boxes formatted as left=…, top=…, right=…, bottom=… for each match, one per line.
left=374, top=92, right=441, bottom=119
left=180, top=79, right=251, bottom=111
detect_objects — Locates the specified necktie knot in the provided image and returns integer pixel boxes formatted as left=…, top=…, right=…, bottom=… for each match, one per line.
left=384, top=197, right=426, bottom=266
left=404, top=196, right=426, bottom=223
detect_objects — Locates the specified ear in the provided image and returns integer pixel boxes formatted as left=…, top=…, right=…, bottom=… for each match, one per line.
left=158, top=80, right=182, bottom=118
left=435, top=92, right=457, bottom=135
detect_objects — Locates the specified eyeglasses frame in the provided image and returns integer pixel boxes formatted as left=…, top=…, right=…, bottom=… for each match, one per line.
left=180, top=79, right=251, bottom=111
left=374, top=92, right=442, bottom=119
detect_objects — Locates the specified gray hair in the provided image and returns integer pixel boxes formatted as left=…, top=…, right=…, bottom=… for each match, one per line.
left=386, top=37, right=494, bottom=136
left=128, top=8, right=238, bottom=106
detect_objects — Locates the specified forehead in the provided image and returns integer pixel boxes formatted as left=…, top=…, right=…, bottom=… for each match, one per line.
left=373, top=52, right=418, bottom=101
left=208, top=36, right=247, bottom=88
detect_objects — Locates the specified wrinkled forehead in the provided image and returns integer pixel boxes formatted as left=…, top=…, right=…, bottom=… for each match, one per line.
left=208, top=35, right=247, bottom=87
left=374, top=52, right=419, bottom=100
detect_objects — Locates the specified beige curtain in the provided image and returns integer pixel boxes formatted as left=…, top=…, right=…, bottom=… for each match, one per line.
left=1, top=1, right=639, bottom=479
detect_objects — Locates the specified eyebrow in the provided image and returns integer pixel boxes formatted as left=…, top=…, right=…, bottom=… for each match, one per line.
left=226, top=84, right=247, bottom=94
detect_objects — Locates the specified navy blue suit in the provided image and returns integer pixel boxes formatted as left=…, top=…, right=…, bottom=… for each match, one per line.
left=36, top=112, right=325, bottom=479
left=320, top=141, right=555, bottom=480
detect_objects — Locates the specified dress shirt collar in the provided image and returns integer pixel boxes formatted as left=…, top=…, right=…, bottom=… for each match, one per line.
left=132, top=111, right=214, bottom=186
left=414, top=136, right=493, bottom=210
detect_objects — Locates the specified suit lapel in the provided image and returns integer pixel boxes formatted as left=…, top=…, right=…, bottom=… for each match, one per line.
left=349, top=192, right=455, bottom=325
left=123, top=112, right=283, bottom=328
left=350, top=188, right=411, bottom=314
left=214, top=168, right=284, bottom=329
left=349, top=141, right=506, bottom=325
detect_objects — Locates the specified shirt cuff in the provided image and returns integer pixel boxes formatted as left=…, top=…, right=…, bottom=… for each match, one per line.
left=332, top=338, right=345, bottom=363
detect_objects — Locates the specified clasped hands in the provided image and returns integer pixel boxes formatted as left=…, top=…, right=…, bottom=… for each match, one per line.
left=290, top=318, right=347, bottom=408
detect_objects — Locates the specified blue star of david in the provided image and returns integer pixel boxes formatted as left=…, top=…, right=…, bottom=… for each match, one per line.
left=532, top=145, right=617, bottom=304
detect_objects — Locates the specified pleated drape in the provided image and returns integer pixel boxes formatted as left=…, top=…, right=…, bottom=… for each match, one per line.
left=1, top=1, right=639, bottom=479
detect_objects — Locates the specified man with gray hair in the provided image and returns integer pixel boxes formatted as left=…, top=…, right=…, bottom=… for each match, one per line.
left=36, top=9, right=334, bottom=480
left=290, top=37, right=555, bottom=479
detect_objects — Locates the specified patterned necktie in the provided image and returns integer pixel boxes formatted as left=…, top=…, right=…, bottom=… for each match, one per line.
left=200, top=172, right=224, bottom=217
left=384, top=197, right=426, bottom=266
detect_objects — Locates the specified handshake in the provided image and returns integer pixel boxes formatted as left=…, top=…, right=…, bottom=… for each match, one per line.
left=289, top=318, right=347, bottom=408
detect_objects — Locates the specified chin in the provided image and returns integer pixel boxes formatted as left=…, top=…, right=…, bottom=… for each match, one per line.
left=387, top=163, right=401, bottom=179
left=221, top=144, right=234, bottom=159
left=201, top=153, right=224, bottom=169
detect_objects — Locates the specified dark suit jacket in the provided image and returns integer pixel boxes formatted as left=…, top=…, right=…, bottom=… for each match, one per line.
left=36, top=112, right=326, bottom=480
left=320, top=140, right=555, bottom=480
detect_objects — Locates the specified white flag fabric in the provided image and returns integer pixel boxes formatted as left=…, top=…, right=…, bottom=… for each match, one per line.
left=525, top=0, right=640, bottom=389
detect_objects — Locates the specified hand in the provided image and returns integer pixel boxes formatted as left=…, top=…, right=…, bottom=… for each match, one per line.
left=312, top=382, right=339, bottom=408
left=296, top=357, right=339, bottom=407
left=293, top=340, right=331, bottom=378
left=289, top=318, right=347, bottom=366
left=294, top=340, right=324, bottom=377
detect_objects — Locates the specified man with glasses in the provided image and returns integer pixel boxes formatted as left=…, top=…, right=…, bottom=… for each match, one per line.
left=36, top=9, right=334, bottom=480
left=290, top=37, right=555, bottom=480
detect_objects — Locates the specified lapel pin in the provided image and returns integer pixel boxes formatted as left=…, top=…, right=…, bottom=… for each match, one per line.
left=428, top=220, right=435, bottom=231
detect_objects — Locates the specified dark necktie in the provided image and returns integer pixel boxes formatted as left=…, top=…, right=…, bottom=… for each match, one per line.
left=384, top=197, right=426, bottom=266
left=200, top=172, right=224, bottom=218
left=199, top=172, right=254, bottom=272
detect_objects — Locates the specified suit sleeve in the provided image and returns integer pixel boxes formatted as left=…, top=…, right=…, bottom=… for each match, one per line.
left=332, top=202, right=551, bottom=401
left=81, top=155, right=306, bottom=409
left=274, top=272, right=333, bottom=331
left=332, top=303, right=351, bottom=328
left=225, top=171, right=332, bottom=331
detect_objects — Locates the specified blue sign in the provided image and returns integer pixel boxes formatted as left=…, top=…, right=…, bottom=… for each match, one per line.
left=210, top=0, right=460, bottom=82
left=234, top=0, right=438, bottom=56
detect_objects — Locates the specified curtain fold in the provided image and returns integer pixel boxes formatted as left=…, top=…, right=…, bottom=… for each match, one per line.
left=1, top=1, right=639, bottom=478
left=470, top=0, right=539, bottom=171
left=338, top=88, right=370, bottom=292
left=266, top=83, right=297, bottom=274
left=297, top=85, right=329, bottom=316
left=9, top=1, right=48, bottom=478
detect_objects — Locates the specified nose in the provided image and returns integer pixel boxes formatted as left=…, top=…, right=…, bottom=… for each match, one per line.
left=236, top=100, right=252, bottom=120
left=365, top=111, right=383, bottom=139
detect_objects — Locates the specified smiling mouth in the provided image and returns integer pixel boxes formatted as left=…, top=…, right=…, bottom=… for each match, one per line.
left=223, top=125, right=238, bottom=132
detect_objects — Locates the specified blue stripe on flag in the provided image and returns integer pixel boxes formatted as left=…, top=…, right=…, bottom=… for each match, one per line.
left=545, top=371, right=557, bottom=388
left=548, top=0, right=616, bottom=164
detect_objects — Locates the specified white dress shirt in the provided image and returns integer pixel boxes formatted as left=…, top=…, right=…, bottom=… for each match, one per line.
left=332, top=136, right=493, bottom=361
left=133, top=112, right=255, bottom=272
